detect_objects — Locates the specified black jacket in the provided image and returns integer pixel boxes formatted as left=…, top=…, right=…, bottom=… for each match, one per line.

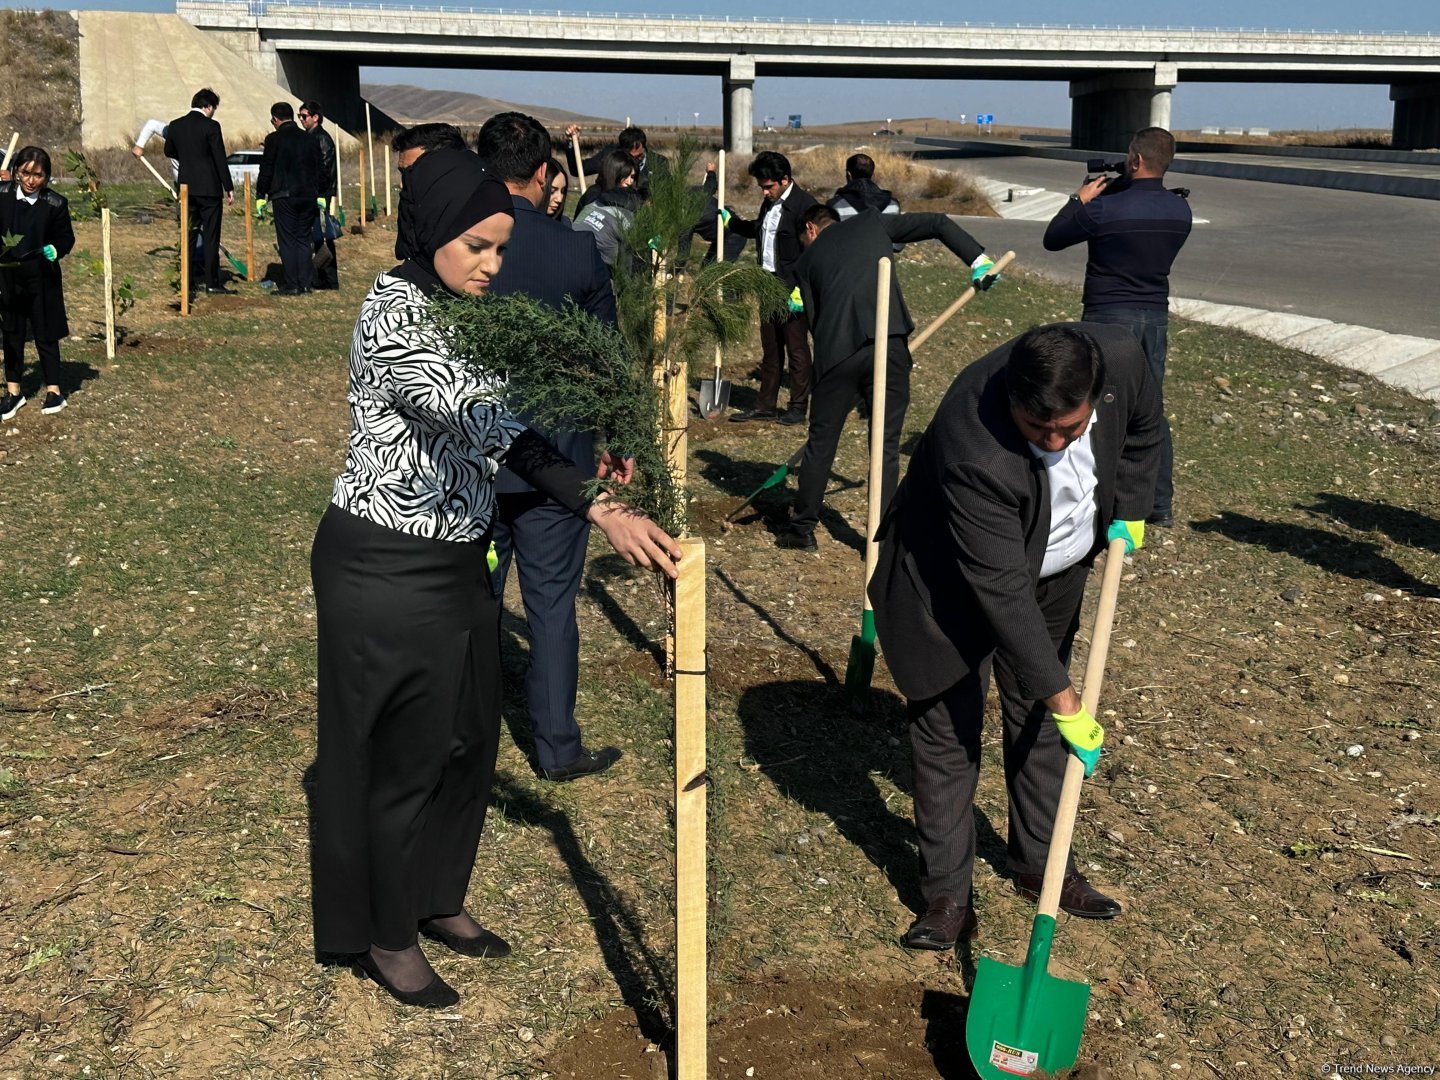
left=566, top=144, right=668, bottom=197
left=828, top=177, right=900, bottom=218
left=164, top=109, right=233, bottom=198
left=725, top=182, right=818, bottom=288
left=257, top=120, right=322, bottom=201
left=868, top=323, right=1163, bottom=704
left=0, top=183, right=76, bottom=341
left=311, top=124, right=337, bottom=200
left=795, top=210, right=985, bottom=374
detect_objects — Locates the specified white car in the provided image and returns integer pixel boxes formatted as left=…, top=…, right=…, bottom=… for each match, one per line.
left=226, top=150, right=263, bottom=189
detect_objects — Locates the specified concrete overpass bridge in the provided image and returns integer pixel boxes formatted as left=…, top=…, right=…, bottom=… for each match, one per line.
left=176, top=0, right=1440, bottom=153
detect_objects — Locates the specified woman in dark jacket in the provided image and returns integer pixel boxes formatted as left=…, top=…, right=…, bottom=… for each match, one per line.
left=0, top=147, right=75, bottom=418
left=310, top=149, right=680, bottom=1009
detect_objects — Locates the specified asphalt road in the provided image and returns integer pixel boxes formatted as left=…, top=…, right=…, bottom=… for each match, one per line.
left=919, top=152, right=1440, bottom=339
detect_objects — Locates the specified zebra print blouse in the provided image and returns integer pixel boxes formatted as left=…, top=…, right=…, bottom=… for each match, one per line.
left=330, top=272, right=526, bottom=542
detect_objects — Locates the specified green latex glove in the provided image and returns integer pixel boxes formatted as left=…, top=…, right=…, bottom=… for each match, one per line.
left=41, top=244, right=57, bottom=262
left=316, top=197, right=327, bottom=209
left=1053, top=703, right=1104, bottom=778
left=255, top=198, right=268, bottom=217
left=718, top=207, right=732, bottom=226
left=1106, top=519, right=1145, bottom=554
left=970, top=253, right=998, bottom=290
left=486, top=541, right=499, bottom=573
left=787, top=286, right=803, bottom=314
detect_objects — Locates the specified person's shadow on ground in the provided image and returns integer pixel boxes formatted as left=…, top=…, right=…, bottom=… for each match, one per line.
left=1300, top=492, right=1440, bottom=557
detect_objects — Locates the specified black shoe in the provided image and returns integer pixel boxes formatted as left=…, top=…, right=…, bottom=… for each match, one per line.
left=276, top=286, right=302, bottom=297
left=901, top=895, right=977, bottom=950
left=1012, top=870, right=1123, bottom=919
left=40, top=392, right=66, bottom=415
left=1145, top=511, right=1175, bottom=528
left=779, top=407, right=807, bottom=426
left=729, top=408, right=778, bottom=424
left=420, top=919, right=512, bottom=959
left=775, top=527, right=817, bottom=551
left=204, top=284, right=236, bottom=295
left=353, top=950, right=459, bottom=1009
left=541, top=745, right=622, bottom=783
left=0, top=393, right=25, bottom=421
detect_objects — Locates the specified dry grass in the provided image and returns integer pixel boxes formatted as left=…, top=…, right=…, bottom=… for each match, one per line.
left=0, top=9, right=80, bottom=152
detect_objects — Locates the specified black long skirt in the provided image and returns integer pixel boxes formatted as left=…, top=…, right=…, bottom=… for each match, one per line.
left=310, top=503, right=501, bottom=954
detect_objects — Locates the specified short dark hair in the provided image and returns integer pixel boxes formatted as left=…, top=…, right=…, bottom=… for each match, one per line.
left=617, top=126, right=647, bottom=152
left=191, top=88, right=220, bottom=110
left=800, top=204, right=839, bottom=230
left=300, top=101, right=323, bottom=120
left=748, top=151, right=792, bottom=184
left=271, top=101, right=294, bottom=122
left=1130, top=126, right=1176, bottom=173
left=845, top=153, right=875, bottom=180
left=392, top=123, right=468, bottom=155
left=475, top=111, right=552, bottom=185
left=1004, top=325, right=1107, bottom=419
left=597, top=148, right=636, bottom=191
left=12, top=146, right=51, bottom=181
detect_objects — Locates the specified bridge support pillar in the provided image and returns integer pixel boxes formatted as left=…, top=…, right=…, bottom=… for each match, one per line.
left=276, top=51, right=365, bottom=135
left=1070, top=64, right=1177, bottom=152
left=724, top=57, right=755, bottom=156
left=1391, top=82, right=1440, bottom=151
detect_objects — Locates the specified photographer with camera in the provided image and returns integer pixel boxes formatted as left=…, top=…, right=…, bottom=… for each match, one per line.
left=1042, top=126, right=1190, bottom=527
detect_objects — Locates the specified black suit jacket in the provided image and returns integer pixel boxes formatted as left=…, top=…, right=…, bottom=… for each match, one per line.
left=726, top=183, right=818, bottom=287
left=795, top=210, right=985, bottom=375
left=164, top=110, right=233, bottom=198
left=490, top=194, right=618, bottom=495
left=0, top=184, right=76, bottom=340
left=869, top=323, right=1163, bottom=704
left=257, top=120, right=322, bottom=201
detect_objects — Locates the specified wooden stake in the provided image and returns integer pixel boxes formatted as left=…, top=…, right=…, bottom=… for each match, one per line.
left=178, top=183, right=189, bottom=317
left=0, top=133, right=17, bottom=172
left=359, top=146, right=366, bottom=225
left=673, top=534, right=707, bottom=1080
left=365, top=102, right=376, bottom=204
left=571, top=129, right=587, bottom=195
left=243, top=173, right=255, bottom=282
left=384, top=143, right=392, bottom=217
left=101, top=208, right=115, bottom=361
left=334, top=122, right=343, bottom=212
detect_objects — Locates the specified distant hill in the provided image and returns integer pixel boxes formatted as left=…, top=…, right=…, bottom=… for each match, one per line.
left=361, top=83, right=618, bottom=129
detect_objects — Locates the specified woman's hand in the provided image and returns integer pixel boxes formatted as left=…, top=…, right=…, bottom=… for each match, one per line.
left=596, top=450, right=635, bottom=485
left=586, top=497, right=681, bottom=578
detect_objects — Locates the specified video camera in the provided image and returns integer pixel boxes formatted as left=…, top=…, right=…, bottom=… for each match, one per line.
left=1083, top=157, right=1190, bottom=200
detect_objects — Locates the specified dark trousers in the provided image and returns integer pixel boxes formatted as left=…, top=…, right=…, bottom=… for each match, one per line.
left=1083, top=305, right=1173, bottom=516
left=273, top=197, right=317, bottom=292
left=187, top=194, right=223, bottom=289
left=792, top=335, right=911, bottom=535
left=756, top=310, right=812, bottom=414
left=2, top=285, right=62, bottom=387
left=490, top=490, right=592, bottom=772
left=908, top=561, right=1090, bottom=906
left=310, top=505, right=501, bottom=954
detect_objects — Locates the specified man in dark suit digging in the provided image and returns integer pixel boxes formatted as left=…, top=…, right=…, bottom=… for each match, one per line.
left=870, top=323, right=1162, bottom=949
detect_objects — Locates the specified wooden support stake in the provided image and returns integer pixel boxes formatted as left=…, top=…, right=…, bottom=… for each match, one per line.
left=359, top=146, right=367, bottom=225
left=673, top=535, right=707, bottom=1080
left=243, top=173, right=255, bottom=282
left=571, top=129, right=587, bottom=195
left=365, top=102, right=376, bottom=205
left=384, top=143, right=392, bottom=217
left=178, top=183, right=189, bottom=317
left=334, top=122, right=343, bottom=212
left=101, top=208, right=115, bottom=361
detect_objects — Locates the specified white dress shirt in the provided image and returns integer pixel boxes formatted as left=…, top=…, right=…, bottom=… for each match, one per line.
left=759, top=183, right=792, bottom=272
left=1029, top=411, right=1100, bottom=578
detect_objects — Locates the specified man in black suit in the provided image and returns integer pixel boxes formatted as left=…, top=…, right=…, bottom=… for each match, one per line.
left=256, top=101, right=322, bottom=295
left=723, top=151, right=818, bottom=424
left=869, top=323, right=1163, bottom=949
left=777, top=204, right=997, bottom=550
left=299, top=101, right=339, bottom=289
left=563, top=124, right=666, bottom=197
left=164, top=88, right=234, bottom=294
left=479, top=112, right=627, bottom=783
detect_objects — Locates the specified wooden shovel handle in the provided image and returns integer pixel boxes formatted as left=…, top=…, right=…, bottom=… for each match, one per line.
left=1, top=133, right=18, bottom=173
left=861, top=257, right=892, bottom=608
left=909, top=249, right=1017, bottom=354
left=1036, top=536, right=1127, bottom=920
left=571, top=130, right=587, bottom=195
left=138, top=153, right=177, bottom=199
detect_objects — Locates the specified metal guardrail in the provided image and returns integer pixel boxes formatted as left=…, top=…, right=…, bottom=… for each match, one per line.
left=175, top=0, right=1440, bottom=39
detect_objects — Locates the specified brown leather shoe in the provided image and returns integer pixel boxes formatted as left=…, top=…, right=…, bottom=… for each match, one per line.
left=901, top=895, right=978, bottom=950
left=1012, top=871, right=1122, bottom=919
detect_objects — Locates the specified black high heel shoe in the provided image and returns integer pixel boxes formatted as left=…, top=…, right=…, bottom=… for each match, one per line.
left=419, top=918, right=512, bottom=959
left=354, top=950, right=460, bottom=1008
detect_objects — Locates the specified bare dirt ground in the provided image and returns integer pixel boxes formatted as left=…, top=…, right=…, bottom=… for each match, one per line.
left=0, top=178, right=1436, bottom=1080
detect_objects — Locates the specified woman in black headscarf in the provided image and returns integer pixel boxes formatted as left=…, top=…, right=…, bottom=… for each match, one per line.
left=310, top=150, right=679, bottom=1008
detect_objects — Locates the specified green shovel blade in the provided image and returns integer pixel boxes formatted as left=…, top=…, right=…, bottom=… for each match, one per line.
left=844, top=608, right=876, bottom=714
left=966, top=916, right=1090, bottom=1078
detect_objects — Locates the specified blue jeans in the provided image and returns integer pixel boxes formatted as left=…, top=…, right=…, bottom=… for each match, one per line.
left=1082, top=305, right=1173, bottom=517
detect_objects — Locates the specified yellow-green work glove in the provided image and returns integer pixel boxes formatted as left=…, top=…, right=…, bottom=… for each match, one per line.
left=1053, top=703, right=1104, bottom=778
left=1106, top=519, right=1145, bottom=554
left=41, top=244, right=57, bottom=262
left=787, top=286, right=803, bottom=314
left=316, top=197, right=327, bottom=210
left=255, top=198, right=268, bottom=217
left=486, top=542, right=499, bottom=574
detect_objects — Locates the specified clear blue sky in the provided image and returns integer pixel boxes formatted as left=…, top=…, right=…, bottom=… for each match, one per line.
left=13, top=0, right=1439, bottom=128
